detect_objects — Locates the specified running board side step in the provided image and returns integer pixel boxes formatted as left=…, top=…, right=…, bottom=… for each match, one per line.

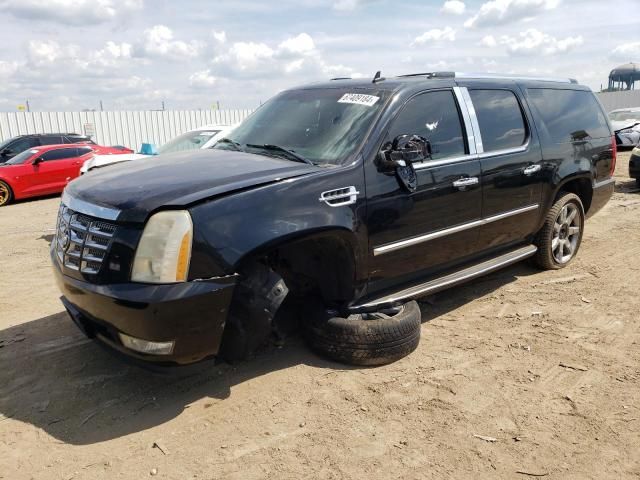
left=350, top=245, right=537, bottom=313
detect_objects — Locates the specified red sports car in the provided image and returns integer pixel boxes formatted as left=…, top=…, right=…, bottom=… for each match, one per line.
left=0, top=144, right=99, bottom=206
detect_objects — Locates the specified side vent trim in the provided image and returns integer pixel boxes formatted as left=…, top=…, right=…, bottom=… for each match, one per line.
left=319, top=186, right=360, bottom=207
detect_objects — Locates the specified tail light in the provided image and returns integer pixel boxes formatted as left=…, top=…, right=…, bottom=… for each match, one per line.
left=610, top=135, right=617, bottom=176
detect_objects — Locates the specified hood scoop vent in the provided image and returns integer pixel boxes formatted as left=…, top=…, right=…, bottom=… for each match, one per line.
left=319, top=186, right=360, bottom=207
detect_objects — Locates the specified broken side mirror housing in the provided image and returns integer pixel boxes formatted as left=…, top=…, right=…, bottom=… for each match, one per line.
left=378, top=134, right=431, bottom=171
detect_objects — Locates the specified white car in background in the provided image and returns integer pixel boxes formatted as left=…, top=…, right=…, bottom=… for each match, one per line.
left=80, top=124, right=233, bottom=174
left=609, top=108, right=640, bottom=147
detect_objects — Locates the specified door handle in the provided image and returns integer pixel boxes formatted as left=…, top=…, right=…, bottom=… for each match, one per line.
left=523, top=164, right=542, bottom=175
left=452, top=177, right=479, bottom=189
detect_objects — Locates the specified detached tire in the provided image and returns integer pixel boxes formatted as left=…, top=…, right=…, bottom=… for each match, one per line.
left=533, top=192, right=584, bottom=270
left=305, top=301, right=421, bottom=366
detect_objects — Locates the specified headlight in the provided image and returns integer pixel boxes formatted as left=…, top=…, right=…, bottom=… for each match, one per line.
left=131, top=210, right=193, bottom=283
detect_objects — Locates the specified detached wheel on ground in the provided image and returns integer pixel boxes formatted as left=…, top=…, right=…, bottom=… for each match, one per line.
left=305, top=301, right=421, bottom=366
left=533, top=192, right=584, bottom=270
left=0, top=181, right=12, bottom=207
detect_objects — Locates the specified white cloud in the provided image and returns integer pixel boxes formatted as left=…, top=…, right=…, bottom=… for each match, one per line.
left=611, top=42, right=640, bottom=61
left=481, top=35, right=497, bottom=47
left=278, top=33, right=315, bottom=55
left=332, top=0, right=376, bottom=10
left=465, top=0, right=560, bottom=28
left=0, top=0, right=143, bottom=25
left=215, top=42, right=275, bottom=71
left=495, top=29, right=583, bottom=56
left=189, top=69, right=217, bottom=87
left=413, top=27, right=456, bottom=45
left=212, top=30, right=227, bottom=44
left=441, top=0, right=465, bottom=15
left=139, top=25, right=201, bottom=60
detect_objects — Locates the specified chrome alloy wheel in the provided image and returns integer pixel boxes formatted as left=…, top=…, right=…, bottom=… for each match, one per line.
left=0, top=183, right=9, bottom=206
left=552, top=203, right=581, bottom=264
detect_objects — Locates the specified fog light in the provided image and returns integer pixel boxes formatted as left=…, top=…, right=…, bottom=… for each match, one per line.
left=118, top=333, right=175, bottom=355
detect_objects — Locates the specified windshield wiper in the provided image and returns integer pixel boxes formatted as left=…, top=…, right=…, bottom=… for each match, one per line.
left=246, top=144, right=315, bottom=166
left=215, top=138, right=245, bottom=152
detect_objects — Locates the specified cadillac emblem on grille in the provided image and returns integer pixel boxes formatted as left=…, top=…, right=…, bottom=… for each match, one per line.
left=54, top=204, right=117, bottom=274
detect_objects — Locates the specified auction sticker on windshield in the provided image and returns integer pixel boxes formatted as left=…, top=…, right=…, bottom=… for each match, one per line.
left=338, top=93, right=380, bottom=107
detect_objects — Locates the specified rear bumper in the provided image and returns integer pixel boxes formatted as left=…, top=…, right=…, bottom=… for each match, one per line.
left=629, top=153, right=640, bottom=179
left=587, top=178, right=615, bottom=219
left=53, top=252, right=237, bottom=366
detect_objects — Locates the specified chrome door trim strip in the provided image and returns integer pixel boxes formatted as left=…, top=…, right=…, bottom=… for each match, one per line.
left=413, top=154, right=475, bottom=170
left=373, top=203, right=539, bottom=256
left=355, top=245, right=537, bottom=311
left=483, top=203, right=539, bottom=225
left=62, top=191, right=121, bottom=221
left=453, top=86, right=477, bottom=155
left=477, top=143, right=529, bottom=159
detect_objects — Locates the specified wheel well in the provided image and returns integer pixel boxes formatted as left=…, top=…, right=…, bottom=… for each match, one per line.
left=237, top=233, right=357, bottom=308
left=557, top=177, right=592, bottom=213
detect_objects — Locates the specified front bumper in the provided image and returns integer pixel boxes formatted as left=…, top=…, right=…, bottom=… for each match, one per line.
left=53, top=252, right=237, bottom=365
left=629, top=151, right=640, bottom=179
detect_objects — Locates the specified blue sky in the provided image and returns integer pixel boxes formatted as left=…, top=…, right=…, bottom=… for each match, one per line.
left=0, top=0, right=637, bottom=111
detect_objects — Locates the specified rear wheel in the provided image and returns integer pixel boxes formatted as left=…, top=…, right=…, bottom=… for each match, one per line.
left=0, top=181, right=12, bottom=207
left=533, top=192, right=584, bottom=270
left=305, top=301, right=422, bottom=366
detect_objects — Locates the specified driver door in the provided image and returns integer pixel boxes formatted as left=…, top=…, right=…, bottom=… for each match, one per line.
left=366, top=89, right=483, bottom=293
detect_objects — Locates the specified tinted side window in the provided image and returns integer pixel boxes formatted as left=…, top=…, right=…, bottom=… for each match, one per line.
left=40, top=135, right=64, bottom=145
left=469, top=89, right=526, bottom=152
left=65, top=136, right=92, bottom=144
left=388, top=90, right=466, bottom=160
left=41, top=148, right=76, bottom=161
left=8, top=137, right=38, bottom=154
left=77, top=147, right=94, bottom=156
left=526, top=88, right=610, bottom=144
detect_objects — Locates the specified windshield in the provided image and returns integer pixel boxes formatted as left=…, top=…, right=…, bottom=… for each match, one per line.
left=609, top=111, right=640, bottom=122
left=158, top=130, right=221, bottom=154
left=4, top=148, right=38, bottom=165
left=213, top=88, right=389, bottom=165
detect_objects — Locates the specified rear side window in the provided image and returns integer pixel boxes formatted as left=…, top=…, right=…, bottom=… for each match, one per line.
left=526, top=88, right=610, bottom=144
left=41, top=148, right=76, bottom=161
left=77, top=147, right=94, bottom=155
left=469, top=89, right=527, bottom=152
left=65, top=135, right=92, bottom=144
left=40, top=135, right=64, bottom=145
left=388, top=90, right=466, bottom=160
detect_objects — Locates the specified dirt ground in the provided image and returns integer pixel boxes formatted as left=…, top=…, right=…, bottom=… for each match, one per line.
left=1, top=153, right=639, bottom=480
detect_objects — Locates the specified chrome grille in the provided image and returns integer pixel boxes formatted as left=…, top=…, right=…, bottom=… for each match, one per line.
left=55, top=204, right=117, bottom=274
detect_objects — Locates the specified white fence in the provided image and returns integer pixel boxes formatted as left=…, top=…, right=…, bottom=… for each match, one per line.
left=597, top=90, right=640, bottom=112
left=0, top=109, right=254, bottom=150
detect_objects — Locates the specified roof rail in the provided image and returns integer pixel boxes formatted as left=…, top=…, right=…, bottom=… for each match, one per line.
left=397, top=71, right=577, bottom=84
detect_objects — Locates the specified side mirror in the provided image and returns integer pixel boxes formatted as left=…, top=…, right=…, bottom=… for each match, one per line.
left=32, top=157, right=44, bottom=165
left=378, top=134, right=431, bottom=170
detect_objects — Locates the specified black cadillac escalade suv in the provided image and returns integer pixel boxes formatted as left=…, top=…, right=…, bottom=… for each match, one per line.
left=52, top=72, right=615, bottom=367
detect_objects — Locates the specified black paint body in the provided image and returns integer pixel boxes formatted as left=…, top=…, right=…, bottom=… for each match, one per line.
left=53, top=76, right=615, bottom=365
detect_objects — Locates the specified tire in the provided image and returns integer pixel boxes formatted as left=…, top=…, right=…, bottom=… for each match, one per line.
left=305, top=301, right=421, bottom=366
left=635, top=178, right=640, bottom=188
left=533, top=192, right=584, bottom=270
left=0, top=181, right=13, bottom=207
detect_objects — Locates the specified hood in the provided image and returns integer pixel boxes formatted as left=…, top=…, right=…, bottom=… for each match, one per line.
left=81, top=153, right=148, bottom=173
left=66, top=149, right=320, bottom=223
left=610, top=119, right=640, bottom=132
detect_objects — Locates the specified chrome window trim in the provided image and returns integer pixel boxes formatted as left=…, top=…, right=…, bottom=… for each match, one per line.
left=453, top=86, right=477, bottom=155
left=413, top=154, right=476, bottom=170
left=478, top=143, right=529, bottom=159
left=62, top=191, right=121, bottom=221
left=373, top=203, right=539, bottom=256
left=459, top=87, right=484, bottom=154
